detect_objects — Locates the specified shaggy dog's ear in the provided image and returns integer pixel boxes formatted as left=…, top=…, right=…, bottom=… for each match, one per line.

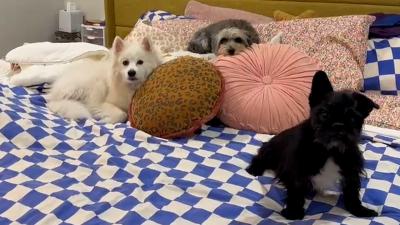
left=187, top=31, right=211, bottom=54
left=210, top=34, right=221, bottom=54
left=309, top=71, right=333, bottom=108
left=246, top=30, right=261, bottom=46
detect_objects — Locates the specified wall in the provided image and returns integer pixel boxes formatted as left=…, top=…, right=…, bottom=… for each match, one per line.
left=73, top=0, right=105, bottom=21
left=0, top=0, right=65, bottom=57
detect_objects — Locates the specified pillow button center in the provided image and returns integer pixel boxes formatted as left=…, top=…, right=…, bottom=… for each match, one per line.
left=262, top=76, right=273, bottom=84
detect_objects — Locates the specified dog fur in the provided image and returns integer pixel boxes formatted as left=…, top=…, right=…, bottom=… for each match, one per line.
left=246, top=71, right=379, bottom=220
left=46, top=36, right=162, bottom=123
left=187, top=19, right=260, bottom=56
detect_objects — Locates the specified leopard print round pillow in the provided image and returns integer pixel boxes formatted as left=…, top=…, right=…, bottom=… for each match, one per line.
left=129, top=56, right=223, bottom=139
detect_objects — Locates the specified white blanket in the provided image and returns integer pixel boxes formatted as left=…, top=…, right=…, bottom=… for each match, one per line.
left=0, top=60, right=11, bottom=84
left=6, top=42, right=108, bottom=65
left=5, top=42, right=109, bottom=86
left=8, top=63, right=77, bottom=87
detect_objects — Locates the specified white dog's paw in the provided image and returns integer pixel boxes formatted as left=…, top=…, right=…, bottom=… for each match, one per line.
left=99, top=112, right=127, bottom=124
left=47, top=100, right=92, bottom=120
left=92, top=104, right=127, bottom=124
left=9, top=75, right=26, bottom=86
left=92, top=107, right=105, bottom=119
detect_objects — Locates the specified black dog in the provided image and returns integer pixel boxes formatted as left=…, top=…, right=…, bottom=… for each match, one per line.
left=246, top=71, right=379, bottom=220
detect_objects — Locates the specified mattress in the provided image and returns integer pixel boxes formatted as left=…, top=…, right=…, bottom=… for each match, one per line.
left=0, top=83, right=399, bottom=224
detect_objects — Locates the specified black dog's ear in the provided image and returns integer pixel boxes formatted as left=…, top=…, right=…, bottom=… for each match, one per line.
left=352, top=92, right=380, bottom=118
left=309, top=71, right=334, bottom=108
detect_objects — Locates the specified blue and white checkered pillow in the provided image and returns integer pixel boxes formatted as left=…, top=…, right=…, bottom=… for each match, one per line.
left=363, top=37, right=400, bottom=95
left=139, top=10, right=193, bottom=23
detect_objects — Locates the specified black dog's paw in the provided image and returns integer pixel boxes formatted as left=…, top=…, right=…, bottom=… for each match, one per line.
left=246, top=164, right=264, bottom=176
left=281, top=208, right=305, bottom=220
left=349, top=206, right=378, bottom=217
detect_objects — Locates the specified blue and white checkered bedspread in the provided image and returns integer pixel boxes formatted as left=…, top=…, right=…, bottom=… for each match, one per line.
left=0, top=83, right=399, bottom=225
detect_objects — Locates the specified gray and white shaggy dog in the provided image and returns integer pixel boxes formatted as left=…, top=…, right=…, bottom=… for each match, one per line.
left=187, top=19, right=260, bottom=56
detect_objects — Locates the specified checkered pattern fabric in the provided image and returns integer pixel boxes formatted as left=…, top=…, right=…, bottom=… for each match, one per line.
left=363, top=37, right=400, bottom=95
left=139, top=10, right=193, bottom=23
left=0, top=83, right=400, bottom=225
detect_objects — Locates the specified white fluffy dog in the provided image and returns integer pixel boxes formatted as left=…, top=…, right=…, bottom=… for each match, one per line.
left=46, top=36, right=162, bottom=123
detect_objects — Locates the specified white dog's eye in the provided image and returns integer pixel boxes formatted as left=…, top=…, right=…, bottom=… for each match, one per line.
left=122, top=60, right=129, bottom=66
left=234, top=37, right=243, bottom=43
left=137, top=60, right=143, bottom=65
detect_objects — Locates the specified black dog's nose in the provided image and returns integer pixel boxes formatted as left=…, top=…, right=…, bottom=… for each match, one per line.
left=228, top=49, right=235, bottom=55
left=128, top=70, right=136, bottom=77
left=332, top=123, right=345, bottom=134
left=332, top=123, right=345, bottom=129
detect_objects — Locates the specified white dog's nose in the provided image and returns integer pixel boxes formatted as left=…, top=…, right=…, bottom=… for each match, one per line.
left=128, top=70, right=136, bottom=78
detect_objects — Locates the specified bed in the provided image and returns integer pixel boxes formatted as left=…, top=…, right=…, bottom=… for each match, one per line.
left=0, top=0, right=399, bottom=224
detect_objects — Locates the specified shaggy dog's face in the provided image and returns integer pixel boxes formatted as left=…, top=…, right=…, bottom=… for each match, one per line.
left=187, top=19, right=260, bottom=56
left=212, top=28, right=251, bottom=56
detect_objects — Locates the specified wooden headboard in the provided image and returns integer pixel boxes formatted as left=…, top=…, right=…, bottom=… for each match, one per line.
left=104, top=0, right=400, bottom=47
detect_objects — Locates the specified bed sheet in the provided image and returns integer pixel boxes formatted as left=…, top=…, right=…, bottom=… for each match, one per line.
left=0, top=83, right=399, bottom=225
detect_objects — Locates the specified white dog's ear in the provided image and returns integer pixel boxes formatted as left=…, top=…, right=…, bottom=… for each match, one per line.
left=142, top=37, right=153, bottom=52
left=112, top=36, right=124, bottom=54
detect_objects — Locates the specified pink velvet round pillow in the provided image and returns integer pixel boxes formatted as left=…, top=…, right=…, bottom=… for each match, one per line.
left=213, top=44, right=321, bottom=134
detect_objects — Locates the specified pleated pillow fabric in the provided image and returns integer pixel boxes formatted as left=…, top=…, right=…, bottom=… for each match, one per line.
left=213, top=44, right=321, bottom=134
